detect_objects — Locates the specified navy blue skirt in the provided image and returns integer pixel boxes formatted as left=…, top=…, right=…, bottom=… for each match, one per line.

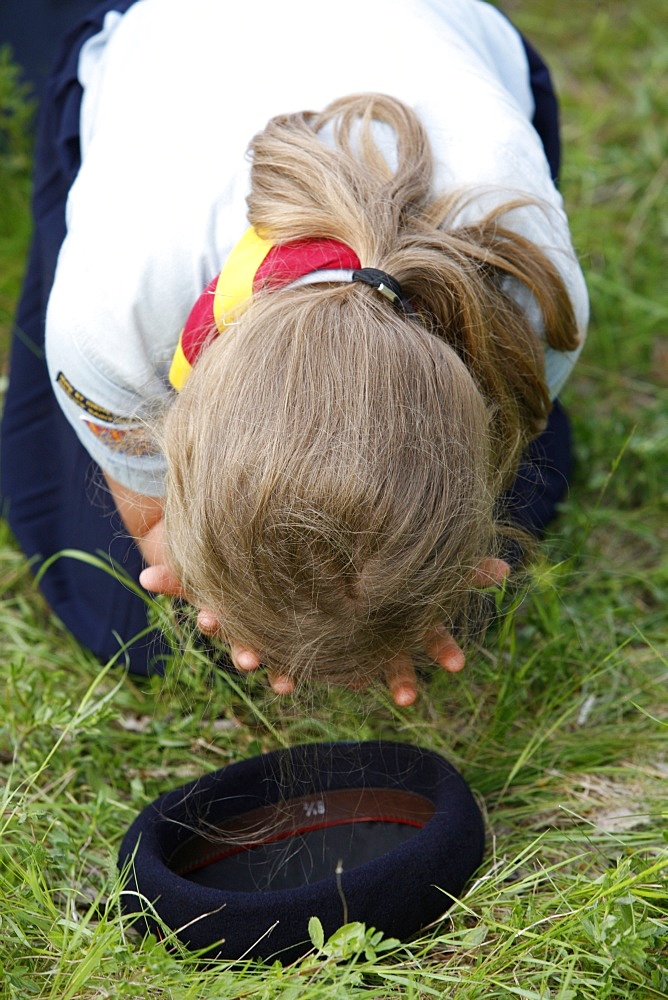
left=0, top=1, right=571, bottom=676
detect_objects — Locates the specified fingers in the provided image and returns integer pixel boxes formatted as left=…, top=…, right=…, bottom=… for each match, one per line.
left=229, top=640, right=293, bottom=693
left=230, top=642, right=262, bottom=673
left=139, top=564, right=185, bottom=598
left=424, top=626, right=466, bottom=673
left=416, top=555, right=507, bottom=681
left=196, top=608, right=222, bottom=636
left=141, top=557, right=506, bottom=707
left=473, top=557, right=510, bottom=588
left=268, top=672, right=296, bottom=695
left=141, top=571, right=295, bottom=695
left=383, top=652, right=419, bottom=707
left=225, top=640, right=296, bottom=694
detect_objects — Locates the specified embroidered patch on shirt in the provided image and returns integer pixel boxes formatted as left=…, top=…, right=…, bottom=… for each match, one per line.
left=84, top=421, right=158, bottom=457
left=55, top=371, right=140, bottom=424
left=56, top=372, right=158, bottom=456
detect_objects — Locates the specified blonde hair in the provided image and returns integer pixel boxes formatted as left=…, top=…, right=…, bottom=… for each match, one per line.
left=163, top=94, right=578, bottom=685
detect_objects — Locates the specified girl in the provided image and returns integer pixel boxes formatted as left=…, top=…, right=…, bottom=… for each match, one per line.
left=1, top=0, right=588, bottom=704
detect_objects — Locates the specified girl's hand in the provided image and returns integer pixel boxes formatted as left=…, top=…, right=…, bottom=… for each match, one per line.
left=383, top=627, right=465, bottom=707
left=139, top=557, right=510, bottom=705
left=382, top=557, right=510, bottom=707
left=138, top=563, right=293, bottom=691
left=104, top=471, right=288, bottom=688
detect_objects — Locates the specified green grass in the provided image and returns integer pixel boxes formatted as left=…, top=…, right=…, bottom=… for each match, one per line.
left=1, top=3, right=667, bottom=997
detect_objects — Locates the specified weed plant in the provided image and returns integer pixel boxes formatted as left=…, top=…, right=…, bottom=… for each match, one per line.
left=1, top=3, right=666, bottom=997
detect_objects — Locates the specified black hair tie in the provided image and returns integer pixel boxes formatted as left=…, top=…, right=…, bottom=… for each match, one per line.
left=352, top=267, right=417, bottom=315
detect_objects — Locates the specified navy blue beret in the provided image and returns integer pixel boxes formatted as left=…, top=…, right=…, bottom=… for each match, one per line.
left=118, top=741, right=485, bottom=961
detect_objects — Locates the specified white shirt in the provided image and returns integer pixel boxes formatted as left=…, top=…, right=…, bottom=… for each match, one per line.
left=46, top=0, right=589, bottom=495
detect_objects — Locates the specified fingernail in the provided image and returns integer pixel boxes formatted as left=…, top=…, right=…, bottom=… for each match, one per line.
left=236, top=651, right=258, bottom=670
left=446, top=654, right=466, bottom=673
left=393, top=684, right=417, bottom=707
left=272, top=676, right=295, bottom=695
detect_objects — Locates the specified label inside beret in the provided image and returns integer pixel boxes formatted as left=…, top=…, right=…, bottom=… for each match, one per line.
left=169, top=787, right=435, bottom=890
